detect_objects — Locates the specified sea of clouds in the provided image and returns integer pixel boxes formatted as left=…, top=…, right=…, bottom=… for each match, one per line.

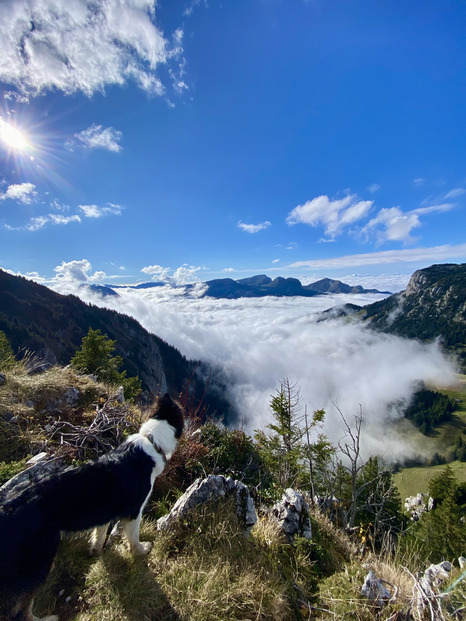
left=71, top=284, right=459, bottom=462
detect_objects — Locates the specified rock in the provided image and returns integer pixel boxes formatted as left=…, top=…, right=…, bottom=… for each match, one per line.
left=404, top=493, right=434, bottom=521
left=272, top=489, right=312, bottom=542
left=420, top=561, right=452, bottom=594
left=157, top=474, right=257, bottom=533
left=459, top=557, right=466, bottom=569
left=114, top=386, right=125, bottom=404
left=0, top=372, right=6, bottom=386
left=361, top=570, right=392, bottom=606
left=27, top=361, right=54, bottom=375
left=0, top=456, right=64, bottom=502
left=42, top=386, right=81, bottom=413
left=26, top=452, right=48, bottom=466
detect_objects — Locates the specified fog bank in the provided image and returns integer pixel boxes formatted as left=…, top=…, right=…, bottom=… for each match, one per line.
left=77, top=286, right=458, bottom=461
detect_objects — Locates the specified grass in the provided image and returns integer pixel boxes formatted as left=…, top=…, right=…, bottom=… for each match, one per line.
left=31, top=501, right=313, bottom=621
left=393, top=374, right=466, bottom=499
left=394, top=460, right=466, bottom=500
left=25, top=497, right=360, bottom=621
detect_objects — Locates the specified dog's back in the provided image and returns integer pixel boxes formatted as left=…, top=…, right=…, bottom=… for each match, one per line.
left=0, top=392, right=184, bottom=620
left=0, top=441, right=155, bottom=601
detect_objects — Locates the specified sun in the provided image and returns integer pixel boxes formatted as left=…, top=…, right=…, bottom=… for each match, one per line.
left=0, top=119, right=29, bottom=152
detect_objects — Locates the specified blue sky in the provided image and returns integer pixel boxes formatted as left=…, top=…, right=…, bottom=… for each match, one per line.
left=0, top=0, right=465, bottom=290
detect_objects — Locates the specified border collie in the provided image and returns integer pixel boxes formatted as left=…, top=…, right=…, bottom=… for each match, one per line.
left=0, top=392, right=184, bottom=621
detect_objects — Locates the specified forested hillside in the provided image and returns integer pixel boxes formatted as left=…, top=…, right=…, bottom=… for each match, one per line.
left=0, top=269, right=226, bottom=414
left=361, top=263, right=466, bottom=368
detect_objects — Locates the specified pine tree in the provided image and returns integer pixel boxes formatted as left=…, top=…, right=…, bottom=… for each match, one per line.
left=0, top=330, right=15, bottom=370
left=71, top=328, right=141, bottom=401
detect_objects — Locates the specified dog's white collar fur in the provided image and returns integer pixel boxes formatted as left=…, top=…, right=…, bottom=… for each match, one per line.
left=129, top=418, right=178, bottom=462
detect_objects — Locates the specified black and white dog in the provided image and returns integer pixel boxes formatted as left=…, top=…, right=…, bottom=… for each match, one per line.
left=0, top=393, right=184, bottom=621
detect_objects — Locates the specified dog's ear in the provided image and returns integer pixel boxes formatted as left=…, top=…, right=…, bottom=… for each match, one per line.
left=153, top=393, right=184, bottom=438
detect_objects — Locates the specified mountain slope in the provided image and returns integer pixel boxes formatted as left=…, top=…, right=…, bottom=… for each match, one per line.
left=0, top=270, right=214, bottom=408
left=360, top=263, right=466, bottom=366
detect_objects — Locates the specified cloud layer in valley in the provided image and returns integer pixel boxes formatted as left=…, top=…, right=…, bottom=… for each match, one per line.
left=62, top=279, right=459, bottom=462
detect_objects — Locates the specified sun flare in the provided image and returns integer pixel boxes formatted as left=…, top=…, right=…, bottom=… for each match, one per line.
left=0, top=119, right=29, bottom=152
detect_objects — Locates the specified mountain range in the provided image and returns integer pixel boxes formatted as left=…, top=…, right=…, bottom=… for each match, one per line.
left=0, top=263, right=464, bottom=412
left=103, top=274, right=390, bottom=299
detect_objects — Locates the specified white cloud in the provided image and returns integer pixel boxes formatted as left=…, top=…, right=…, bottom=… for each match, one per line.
left=66, top=124, right=123, bottom=153
left=49, top=214, right=81, bottom=225
left=289, top=243, right=466, bottom=270
left=52, top=258, right=105, bottom=285
left=139, top=263, right=203, bottom=284
left=362, top=206, right=421, bottom=244
left=413, top=178, right=426, bottom=187
left=367, top=183, right=381, bottom=194
left=65, top=285, right=458, bottom=462
left=3, top=90, right=29, bottom=103
left=410, top=203, right=455, bottom=216
left=141, top=264, right=171, bottom=281
left=79, top=203, right=122, bottom=218
left=173, top=265, right=201, bottom=285
left=0, top=0, right=183, bottom=97
left=286, top=194, right=373, bottom=238
left=237, top=220, right=271, bottom=234
left=25, top=215, right=48, bottom=231
left=0, top=182, right=37, bottom=204
left=22, top=212, right=80, bottom=231
left=444, top=187, right=466, bottom=199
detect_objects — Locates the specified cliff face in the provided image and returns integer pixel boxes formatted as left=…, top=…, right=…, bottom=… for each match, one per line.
left=0, top=270, right=203, bottom=404
left=360, top=264, right=466, bottom=366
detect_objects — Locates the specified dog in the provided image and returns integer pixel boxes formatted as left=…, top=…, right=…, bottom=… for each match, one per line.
left=0, top=392, right=184, bottom=621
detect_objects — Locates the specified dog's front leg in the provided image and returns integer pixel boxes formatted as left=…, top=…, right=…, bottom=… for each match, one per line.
left=120, top=516, right=152, bottom=556
left=89, top=523, right=109, bottom=556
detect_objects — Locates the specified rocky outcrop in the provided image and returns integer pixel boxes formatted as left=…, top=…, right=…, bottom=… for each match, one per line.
left=272, top=489, right=312, bottom=542
left=157, top=474, right=257, bottom=533
left=404, top=493, right=434, bottom=521
left=0, top=453, right=64, bottom=502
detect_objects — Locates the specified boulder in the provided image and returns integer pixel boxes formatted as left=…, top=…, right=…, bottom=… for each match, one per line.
left=361, top=570, right=392, bottom=606
left=272, top=489, right=312, bottom=542
left=0, top=455, right=64, bottom=502
left=157, top=474, right=257, bottom=533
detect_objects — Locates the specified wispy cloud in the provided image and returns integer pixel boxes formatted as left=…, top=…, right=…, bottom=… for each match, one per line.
left=237, top=220, right=271, bottom=234
left=289, top=243, right=466, bottom=270
left=413, top=178, right=426, bottom=187
left=0, top=182, right=37, bottom=204
left=79, top=203, right=122, bottom=218
left=3, top=90, right=29, bottom=104
left=410, top=203, right=455, bottom=216
left=367, top=183, right=381, bottom=194
left=66, top=124, right=123, bottom=153
left=0, top=0, right=183, bottom=97
left=286, top=194, right=373, bottom=238
left=445, top=187, right=466, bottom=199
left=23, top=213, right=81, bottom=231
